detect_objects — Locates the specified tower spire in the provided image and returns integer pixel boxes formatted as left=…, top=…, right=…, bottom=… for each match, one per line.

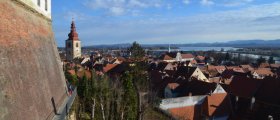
left=168, top=44, right=171, bottom=53
left=68, top=18, right=79, bottom=40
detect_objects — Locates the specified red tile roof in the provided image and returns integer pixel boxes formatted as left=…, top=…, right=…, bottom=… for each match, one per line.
left=68, top=20, right=79, bottom=40
left=260, top=63, right=270, bottom=68
left=226, top=66, right=239, bottom=70
left=255, top=77, right=280, bottom=105
left=221, top=69, right=234, bottom=79
left=67, top=70, right=76, bottom=75
left=254, top=68, right=274, bottom=76
left=167, top=93, right=232, bottom=120
left=270, top=63, right=280, bottom=68
left=117, top=57, right=126, bottom=61
left=209, top=77, right=221, bottom=83
left=229, top=76, right=263, bottom=98
left=233, top=68, right=245, bottom=73
left=181, top=54, right=194, bottom=59
left=163, top=55, right=173, bottom=60
left=190, top=59, right=197, bottom=64
left=168, top=105, right=201, bottom=120
left=202, top=93, right=231, bottom=117
left=196, top=56, right=205, bottom=61
left=103, top=64, right=118, bottom=73
left=208, top=65, right=226, bottom=71
left=240, top=64, right=253, bottom=69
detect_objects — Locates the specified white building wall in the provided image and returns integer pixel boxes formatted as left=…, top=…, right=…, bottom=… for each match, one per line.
left=18, top=0, right=51, bottom=19
left=73, top=41, right=81, bottom=58
left=163, top=60, right=176, bottom=63
left=191, top=68, right=209, bottom=82
left=159, top=96, right=206, bottom=110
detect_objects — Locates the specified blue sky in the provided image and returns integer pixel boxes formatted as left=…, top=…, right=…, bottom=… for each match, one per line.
left=52, top=0, right=280, bottom=47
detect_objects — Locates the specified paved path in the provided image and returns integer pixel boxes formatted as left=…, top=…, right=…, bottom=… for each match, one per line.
left=53, top=88, right=77, bottom=120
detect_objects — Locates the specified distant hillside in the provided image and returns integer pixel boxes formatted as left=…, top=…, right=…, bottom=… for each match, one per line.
left=227, top=39, right=280, bottom=46
left=83, top=39, right=280, bottom=49
left=177, top=39, right=280, bottom=48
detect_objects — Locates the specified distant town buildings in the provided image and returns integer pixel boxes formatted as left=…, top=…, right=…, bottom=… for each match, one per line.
left=66, top=20, right=82, bottom=61
left=62, top=45, right=280, bottom=120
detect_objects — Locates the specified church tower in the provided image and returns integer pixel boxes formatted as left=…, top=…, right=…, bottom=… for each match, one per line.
left=66, top=20, right=82, bottom=61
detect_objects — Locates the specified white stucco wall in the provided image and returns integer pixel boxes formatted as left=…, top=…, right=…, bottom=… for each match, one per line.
left=159, top=95, right=206, bottom=110
left=191, top=68, right=209, bottom=82
left=18, top=0, right=51, bottom=19
left=73, top=41, right=81, bottom=58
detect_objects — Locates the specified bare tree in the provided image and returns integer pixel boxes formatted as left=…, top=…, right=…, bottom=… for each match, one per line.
left=91, top=98, right=95, bottom=120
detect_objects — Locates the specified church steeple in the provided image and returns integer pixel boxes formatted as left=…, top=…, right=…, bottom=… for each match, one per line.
left=68, top=19, right=79, bottom=40
left=65, top=18, right=82, bottom=61
left=168, top=44, right=171, bottom=53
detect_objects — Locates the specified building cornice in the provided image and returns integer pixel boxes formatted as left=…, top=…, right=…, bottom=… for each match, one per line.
left=11, top=0, right=52, bottom=22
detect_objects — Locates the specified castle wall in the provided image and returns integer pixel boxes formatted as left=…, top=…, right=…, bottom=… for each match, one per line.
left=0, top=0, right=66, bottom=120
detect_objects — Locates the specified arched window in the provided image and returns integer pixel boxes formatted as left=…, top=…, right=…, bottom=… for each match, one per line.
left=37, top=0, right=40, bottom=6
left=76, top=43, right=79, bottom=47
left=45, top=0, right=48, bottom=11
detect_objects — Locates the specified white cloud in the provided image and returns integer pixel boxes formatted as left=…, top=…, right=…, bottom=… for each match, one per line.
left=84, top=0, right=164, bottom=16
left=200, top=0, right=214, bottom=6
left=221, top=0, right=254, bottom=7
left=182, top=0, right=191, bottom=5
left=110, top=7, right=125, bottom=15
left=199, top=0, right=253, bottom=7
left=129, top=0, right=147, bottom=7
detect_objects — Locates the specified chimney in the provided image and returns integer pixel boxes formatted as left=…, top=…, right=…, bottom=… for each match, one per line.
left=268, top=115, right=273, bottom=120
left=189, top=92, right=192, bottom=96
left=250, top=97, right=255, bottom=110
left=235, top=96, right=239, bottom=110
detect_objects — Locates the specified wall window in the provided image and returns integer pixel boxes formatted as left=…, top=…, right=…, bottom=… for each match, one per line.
left=37, top=0, right=40, bottom=6
left=76, top=43, right=79, bottom=47
left=68, top=43, right=71, bottom=48
left=45, top=0, right=48, bottom=11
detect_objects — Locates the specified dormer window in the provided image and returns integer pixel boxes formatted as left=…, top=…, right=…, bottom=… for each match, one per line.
left=45, top=0, right=48, bottom=11
left=37, top=0, right=40, bottom=6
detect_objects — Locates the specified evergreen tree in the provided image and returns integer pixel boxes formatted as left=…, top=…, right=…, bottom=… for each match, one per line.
left=71, top=75, right=79, bottom=86
left=77, top=73, right=87, bottom=98
left=225, top=52, right=231, bottom=61
left=268, top=56, right=275, bottom=64
left=129, top=41, right=145, bottom=60
left=257, top=56, right=266, bottom=65
left=121, top=72, right=138, bottom=120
